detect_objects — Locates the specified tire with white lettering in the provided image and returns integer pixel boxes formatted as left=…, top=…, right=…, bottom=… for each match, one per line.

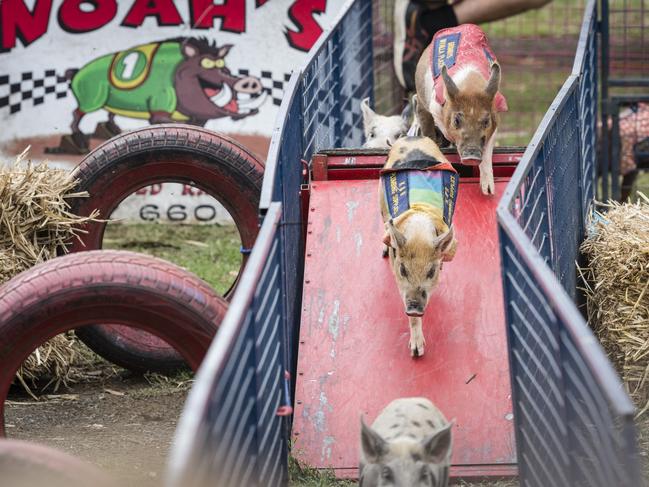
left=67, top=125, right=262, bottom=373
left=0, top=251, right=226, bottom=432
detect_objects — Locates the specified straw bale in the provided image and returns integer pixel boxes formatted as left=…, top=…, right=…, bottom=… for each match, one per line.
left=1, top=148, right=100, bottom=395
left=581, top=193, right=649, bottom=416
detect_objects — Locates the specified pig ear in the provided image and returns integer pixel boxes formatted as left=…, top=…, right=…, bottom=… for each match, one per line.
left=361, top=417, right=388, bottom=463
left=433, top=226, right=455, bottom=258
left=494, top=92, right=508, bottom=112
left=441, top=65, right=459, bottom=100
left=382, top=231, right=392, bottom=247
left=182, top=44, right=198, bottom=58
left=485, top=63, right=501, bottom=100
left=387, top=219, right=407, bottom=248
left=361, top=97, right=376, bottom=129
left=421, top=421, right=453, bottom=464
left=217, top=44, right=233, bottom=58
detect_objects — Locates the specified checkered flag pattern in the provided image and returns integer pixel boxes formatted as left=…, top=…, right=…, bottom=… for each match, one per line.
left=0, top=70, right=69, bottom=115
left=236, top=69, right=291, bottom=107
left=0, top=68, right=291, bottom=115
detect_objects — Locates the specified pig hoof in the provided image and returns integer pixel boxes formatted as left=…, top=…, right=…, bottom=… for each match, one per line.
left=481, top=179, right=495, bottom=196
left=409, top=340, right=425, bottom=358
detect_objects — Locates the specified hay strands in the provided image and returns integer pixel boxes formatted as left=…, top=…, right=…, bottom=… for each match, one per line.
left=1, top=147, right=101, bottom=394
left=581, top=192, right=649, bottom=418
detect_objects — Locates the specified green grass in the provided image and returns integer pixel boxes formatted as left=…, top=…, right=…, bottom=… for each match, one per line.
left=102, top=223, right=242, bottom=294
left=497, top=69, right=567, bottom=147
left=634, top=172, right=649, bottom=200
left=484, top=0, right=585, bottom=39
left=484, top=0, right=646, bottom=39
left=289, top=456, right=355, bottom=487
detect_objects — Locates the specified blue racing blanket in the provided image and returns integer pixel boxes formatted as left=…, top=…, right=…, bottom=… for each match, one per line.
left=381, top=160, right=459, bottom=226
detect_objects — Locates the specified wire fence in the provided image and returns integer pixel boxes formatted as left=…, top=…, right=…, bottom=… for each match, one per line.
left=370, top=0, right=593, bottom=147
left=600, top=0, right=649, bottom=200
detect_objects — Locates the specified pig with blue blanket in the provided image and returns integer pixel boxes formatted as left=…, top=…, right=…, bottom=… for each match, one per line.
left=379, top=136, right=458, bottom=358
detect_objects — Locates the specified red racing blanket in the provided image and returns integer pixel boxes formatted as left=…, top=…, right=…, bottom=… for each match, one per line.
left=430, top=24, right=508, bottom=112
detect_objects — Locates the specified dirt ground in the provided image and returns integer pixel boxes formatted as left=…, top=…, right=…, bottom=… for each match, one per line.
left=5, top=367, right=189, bottom=487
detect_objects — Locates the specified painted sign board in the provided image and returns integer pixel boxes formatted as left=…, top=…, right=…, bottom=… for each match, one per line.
left=1, top=0, right=347, bottom=222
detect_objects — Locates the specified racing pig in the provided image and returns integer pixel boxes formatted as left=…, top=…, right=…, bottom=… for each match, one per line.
left=360, top=397, right=453, bottom=487
left=379, top=137, right=458, bottom=357
left=57, top=37, right=265, bottom=153
left=361, top=97, right=410, bottom=149
left=414, top=24, right=508, bottom=195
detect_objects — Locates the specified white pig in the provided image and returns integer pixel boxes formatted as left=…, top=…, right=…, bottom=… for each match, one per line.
left=362, top=97, right=410, bottom=149
left=360, top=397, right=453, bottom=487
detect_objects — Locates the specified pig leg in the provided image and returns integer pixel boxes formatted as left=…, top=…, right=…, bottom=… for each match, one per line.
left=479, top=130, right=497, bottom=195
left=408, top=316, right=426, bottom=357
left=70, top=109, right=89, bottom=150
left=416, top=102, right=437, bottom=141
left=149, top=111, right=175, bottom=124
left=105, top=112, right=121, bottom=135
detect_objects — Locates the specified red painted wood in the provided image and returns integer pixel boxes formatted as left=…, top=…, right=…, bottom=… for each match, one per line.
left=293, top=177, right=516, bottom=480
left=312, top=151, right=523, bottom=181
left=322, top=149, right=523, bottom=168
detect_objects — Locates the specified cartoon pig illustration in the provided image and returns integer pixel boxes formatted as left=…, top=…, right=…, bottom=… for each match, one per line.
left=51, top=37, right=266, bottom=154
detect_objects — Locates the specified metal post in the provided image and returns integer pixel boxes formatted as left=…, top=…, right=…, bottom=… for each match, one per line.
left=599, top=0, right=610, bottom=201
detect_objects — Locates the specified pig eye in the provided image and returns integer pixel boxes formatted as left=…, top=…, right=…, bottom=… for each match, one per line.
left=482, top=118, right=490, bottom=129
left=381, top=466, right=394, bottom=482
left=400, top=263, right=409, bottom=278
left=453, top=113, right=462, bottom=128
left=419, top=465, right=433, bottom=483
left=369, top=129, right=376, bottom=139
left=200, top=58, right=216, bottom=69
left=426, top=266, right=437, bottom=280
left=215, top=59, right=225, bottom=68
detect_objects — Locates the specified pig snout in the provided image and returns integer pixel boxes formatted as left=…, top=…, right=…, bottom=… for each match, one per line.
left=234, top=76, right=262, bottom=94
left=405, top=290, right=427, bottom=316
left=459, top=145, right=483, bottom=164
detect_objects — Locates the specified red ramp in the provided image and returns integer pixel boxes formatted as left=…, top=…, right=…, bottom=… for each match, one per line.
left=293, top=152, right=519, bottom=480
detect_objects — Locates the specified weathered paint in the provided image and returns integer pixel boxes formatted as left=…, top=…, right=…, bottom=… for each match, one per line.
left=293, top=175, right=516, bottom=479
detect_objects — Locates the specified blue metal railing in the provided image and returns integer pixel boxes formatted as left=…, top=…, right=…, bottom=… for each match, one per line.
left=572, top=0, right=597, bottom=222
left=167, top=203, right=291, bottom=487
left=168, top=3, right=375, bottom=485
left=260, top=0, right=374, bottom=374
left=497, top=1, right=641, bottom=485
